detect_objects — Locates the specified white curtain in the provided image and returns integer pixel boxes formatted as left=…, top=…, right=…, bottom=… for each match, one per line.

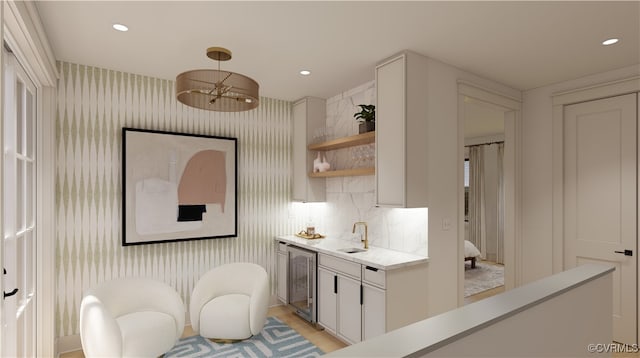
left=496, top=143, right=505, bottom=264
left=468, top=146, right=486, bottom=259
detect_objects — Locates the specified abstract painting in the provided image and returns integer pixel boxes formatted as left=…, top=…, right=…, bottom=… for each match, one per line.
left=122, top=128, right=237, bottom=245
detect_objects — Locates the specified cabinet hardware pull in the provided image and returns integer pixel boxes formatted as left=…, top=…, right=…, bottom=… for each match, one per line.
left=360, top=285, right=363, bottom=305
left=306, top=257, right=311, bottom=306
left=365, top=266, right=378, bottom=272
left=334, top=275, right=337, bottom=294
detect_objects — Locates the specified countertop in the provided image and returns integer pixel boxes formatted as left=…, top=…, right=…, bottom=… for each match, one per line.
left=275, top=235, right=428, bottom=270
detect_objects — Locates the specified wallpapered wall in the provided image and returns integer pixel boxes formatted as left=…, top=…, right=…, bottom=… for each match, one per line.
left=55, top=62, right=292, bottom=337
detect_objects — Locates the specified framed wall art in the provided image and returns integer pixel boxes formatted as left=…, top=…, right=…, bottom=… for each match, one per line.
left=122, top=127, right=237, bottom=245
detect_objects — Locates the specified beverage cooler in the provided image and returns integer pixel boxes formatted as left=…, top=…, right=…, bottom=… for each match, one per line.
left=287, top=245, right=317, bottom=323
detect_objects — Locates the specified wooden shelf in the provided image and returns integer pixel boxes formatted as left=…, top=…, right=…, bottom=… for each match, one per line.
left=308, top=131, right=375, bottom=151
left=309, top=167, right=375, bottom=178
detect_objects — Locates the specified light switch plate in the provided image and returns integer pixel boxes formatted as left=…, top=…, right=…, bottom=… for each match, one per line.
left=442, top=218, right=451, bottom=231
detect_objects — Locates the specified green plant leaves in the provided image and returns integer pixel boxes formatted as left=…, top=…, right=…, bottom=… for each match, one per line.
left=354, top=104, right=375, bottom=122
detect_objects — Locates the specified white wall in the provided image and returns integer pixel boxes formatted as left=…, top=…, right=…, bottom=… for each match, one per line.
left=521, top=64, right=640, bottom=283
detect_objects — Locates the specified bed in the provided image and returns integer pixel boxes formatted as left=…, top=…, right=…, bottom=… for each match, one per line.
left=464, top=240, right=481, bottom=269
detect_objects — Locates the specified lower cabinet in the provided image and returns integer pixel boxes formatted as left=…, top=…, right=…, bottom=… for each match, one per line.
left=317, top=252, right=429, bottom=344
left=336, top=274, right=362, bottom=343
left=317, top=253, right=384, bottom=344
left=318, top=266, right=363, bottom=344
left=276, top=243, right=288, bottom=304
left=317, top=266, right=337, bottom=333
left=362, top=283, right=386, bottom=340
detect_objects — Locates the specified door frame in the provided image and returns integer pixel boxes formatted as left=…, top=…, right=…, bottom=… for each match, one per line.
left=457, top=81, right=523, bottom=306
left=2, top=1, right=57, bottom=356
left=551, top=75, right=640, bottom=343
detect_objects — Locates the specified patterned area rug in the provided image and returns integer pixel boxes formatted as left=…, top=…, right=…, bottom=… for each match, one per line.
left=164, top=317, right=324, bottom=358
left=465, top=261, right=504, bottom=297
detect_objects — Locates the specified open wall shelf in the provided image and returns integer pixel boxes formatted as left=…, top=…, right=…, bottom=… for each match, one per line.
left=308, top=131, right=375, bottom=151
left=309, top=167, right=375, bottom=178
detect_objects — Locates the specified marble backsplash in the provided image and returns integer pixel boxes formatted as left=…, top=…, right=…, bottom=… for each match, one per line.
left=292, top=81, right=428, bottom=257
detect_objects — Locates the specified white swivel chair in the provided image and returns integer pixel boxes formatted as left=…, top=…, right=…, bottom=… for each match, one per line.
left=79, top=278, right=185, bottom=358
left=190, top=262, right=269, bottom=340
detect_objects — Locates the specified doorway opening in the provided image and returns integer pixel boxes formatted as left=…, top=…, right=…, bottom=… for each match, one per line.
left=462, top=96, right=506, bottom=303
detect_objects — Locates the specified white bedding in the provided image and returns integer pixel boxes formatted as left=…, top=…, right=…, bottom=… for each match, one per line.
left=464, top=240, right=481, bottom=258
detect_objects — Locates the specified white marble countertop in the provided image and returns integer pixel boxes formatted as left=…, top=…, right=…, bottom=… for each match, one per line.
left=275, top=235, right=428, bottom=270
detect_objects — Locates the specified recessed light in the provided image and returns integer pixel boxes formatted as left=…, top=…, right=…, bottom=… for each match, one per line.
left=602, top=38, right=619, bottom=46
left=300, top=70, right=311, bottom=76
left=113, top=23, right=129, bottom=32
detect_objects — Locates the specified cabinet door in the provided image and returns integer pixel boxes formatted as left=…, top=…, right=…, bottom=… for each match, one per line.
left=292, top=97, right=326, bottom=202
left=317, top=267, right=337, bottom=334
left=292, top=100, right=308, bottom=201
left=362, top=284, right=386, bottom=340
left=337, top=275, right=362, bottom=344
left=277, top=251, right=288, bottom=304
left=376, top=55, right=406, bottom=207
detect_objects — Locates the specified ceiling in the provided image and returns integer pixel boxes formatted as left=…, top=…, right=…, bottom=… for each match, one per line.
left=36, top=1, right=639, bottom=102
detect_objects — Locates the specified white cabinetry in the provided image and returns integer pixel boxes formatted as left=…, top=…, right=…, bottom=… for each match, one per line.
left=317, top=266, right=337, bottom=333
left=276, top=242, right=288, bottom=304
left=292, top=97, right=326, bottom=202
left=375, top=51, right=429, bottom=207
left=362, top=266, right=386, bottom=340
left=317, top=254, right=363, bottom=344
left=317, top=252, right=429, bottom=344
left=337, top=275, right=362, bottom=343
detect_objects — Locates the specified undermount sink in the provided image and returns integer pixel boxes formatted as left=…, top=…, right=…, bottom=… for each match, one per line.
left=337, top=247, right=367, bottom=254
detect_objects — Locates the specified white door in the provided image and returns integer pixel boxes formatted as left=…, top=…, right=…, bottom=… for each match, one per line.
left=564, top=93, right=638, bottom=344
left=2, top=49, right=38, bottom=356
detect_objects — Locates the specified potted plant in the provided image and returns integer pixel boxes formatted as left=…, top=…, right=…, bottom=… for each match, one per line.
left=354, top=104, right=375, bottom=134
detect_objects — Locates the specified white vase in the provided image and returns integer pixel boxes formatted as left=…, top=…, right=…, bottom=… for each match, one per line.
left=320, top=155, right=331, bottom=172
left=313, top=152, right=322, bottom=173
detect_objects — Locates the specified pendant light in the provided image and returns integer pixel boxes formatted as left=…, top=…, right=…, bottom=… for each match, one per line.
left=176, top=47, right=259, bottom=112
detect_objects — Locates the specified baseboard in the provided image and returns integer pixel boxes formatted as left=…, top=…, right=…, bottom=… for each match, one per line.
left=269, top=294, right=280, bottom=307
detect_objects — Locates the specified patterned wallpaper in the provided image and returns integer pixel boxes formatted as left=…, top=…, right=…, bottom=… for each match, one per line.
left=55, top=62, right=292, bottom=337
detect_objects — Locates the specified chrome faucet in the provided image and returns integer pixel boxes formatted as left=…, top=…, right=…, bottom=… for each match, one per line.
left=352, top=222, right=369, bottom=250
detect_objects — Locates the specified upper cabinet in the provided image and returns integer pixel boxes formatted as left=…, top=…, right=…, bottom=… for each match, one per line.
left=292, top=97, right=326, bottom=202
left=375, top=51, right=429, bottom=208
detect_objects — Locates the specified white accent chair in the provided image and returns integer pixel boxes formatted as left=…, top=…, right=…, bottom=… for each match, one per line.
left=190, top=262, right=269, bottom=340
left=79, top=278, right=185, bottom=358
